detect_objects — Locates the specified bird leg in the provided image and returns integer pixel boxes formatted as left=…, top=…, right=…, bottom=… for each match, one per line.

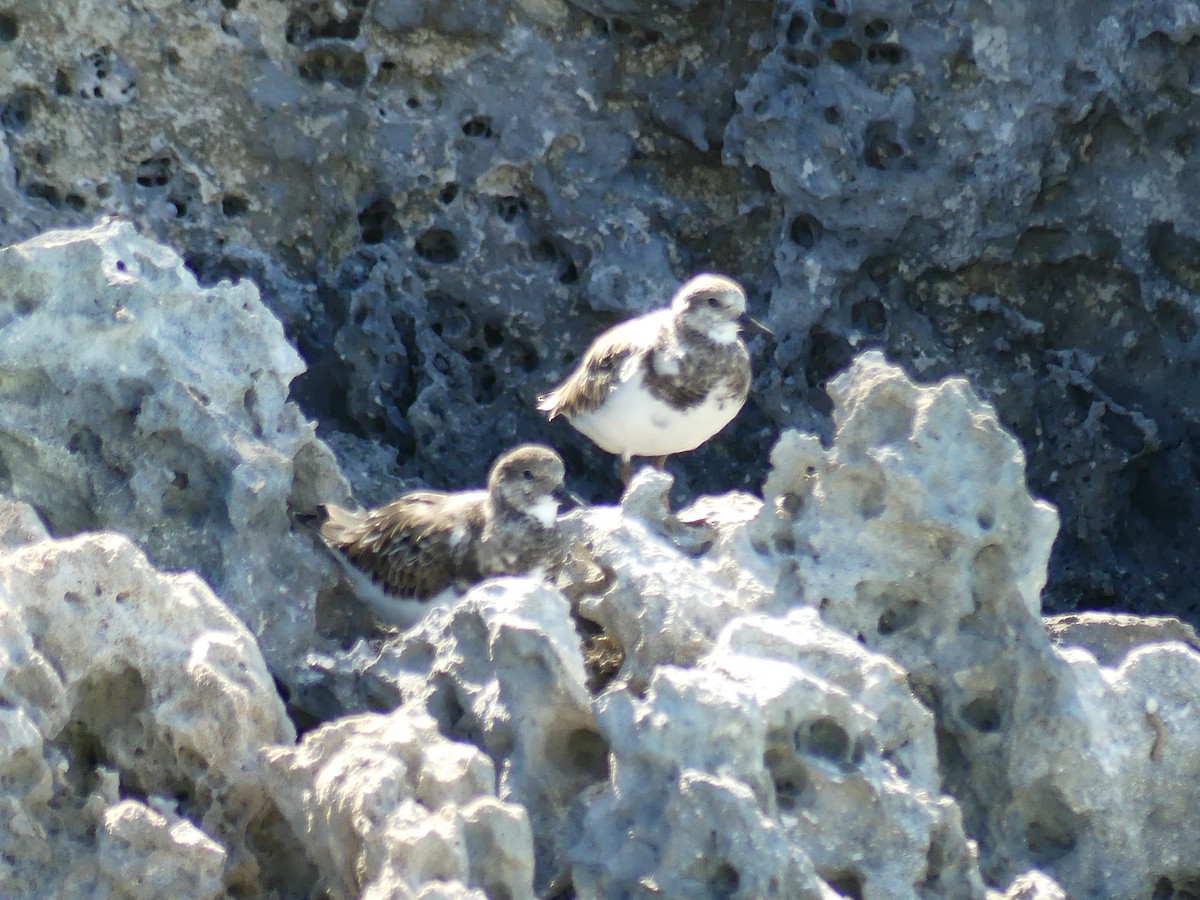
left=649, top=455, right=669, bottom=470
left=619, top=457, right=633, bottom=485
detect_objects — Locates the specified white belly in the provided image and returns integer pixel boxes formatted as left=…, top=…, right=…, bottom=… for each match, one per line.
left=569, top=369, right=744, bottom=459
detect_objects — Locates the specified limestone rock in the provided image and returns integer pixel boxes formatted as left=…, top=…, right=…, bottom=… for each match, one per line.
left=358, top=578, right=604, bottom=895
left=0, top=519, right=304, bottom=896
left=751, top=352, right=1200, bottom=897
left=1045, top=611, right=1200, bottom=668
left=263, top=704, right=535, bottom=900
left=0, top=220, right=349, bottom=687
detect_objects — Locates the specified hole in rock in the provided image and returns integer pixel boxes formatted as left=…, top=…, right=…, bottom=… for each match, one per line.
left=823, top=869, right=864, bottom=899
left=531, top=238, right=558, bottom=263
left=764, top=745, right=810, bottom=811
left=786, top=48, right=819, bottom=68
left=877, top=599, right=920, bottom=635
left=1153, top=876, right=1200, bottom=900
left=564, top=728, right=610, bottom=782
left=495, top=195, right=527, bottom=222
left=960, top=693, right=1003, bottom=732
left=795, top=716, right=851, bottom=765
left=438, top=182, right=459, bottom=204
left=358, top=199, right=396, bottom=245
left=815, top=8, right=846, bottom=29
left=461, top=116, right=495, bottom=138
left=135, top=154, right=172, bottom=188
left=298, top=47, right=366, bottom=88
left=864, top=121, right=905, bottom=169
left=25, top=182, right=61, bottom=206
left=0, top=13, right=17, bottom=41
left=415, top=228, right=460, bottom=264
left=864, top=18, right=891, bottom=39
left=867, top=43, right=906, bottom=64
left=1, top=88, right=35, bottom=131
left=482, top=321, right=504, bottom=349
left=707, top=861, right=739, bottom=898
left=851, top=296, right=887, bottom=332
left=473, top=365, right=497, bottom=403
left=785, top=14, right=807, bottom=43
left=1023, top=785, right=1083, bottom=865
left=828, top=39, right=862, bottom=64
left=824, top=105, right=842, bottom=124
left=789, top=214, right=824, bottom=248
left=221, top=193, right=249, bottom=217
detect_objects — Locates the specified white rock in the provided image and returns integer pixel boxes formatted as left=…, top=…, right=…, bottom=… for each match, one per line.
left=0, top=520, right=296, bottom=896
left=0, top=221, right=349, bottom=689
left=263, top=704, right=535, bottom=900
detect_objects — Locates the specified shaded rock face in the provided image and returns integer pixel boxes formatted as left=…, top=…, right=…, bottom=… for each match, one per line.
left=1, top=0, right=1197, bottom=620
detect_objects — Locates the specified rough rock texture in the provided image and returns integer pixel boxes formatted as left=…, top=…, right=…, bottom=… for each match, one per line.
left=264, top=704, right=535, bottom=899
left=1, top=0, right=1198, bottom=622
left=0, top=220, right=349, bottom=689
left=306, top=354, right=1200, bottom=899
left=0, top=499, right=304, bottom=897
left=750, top=353, right=1200, bottom=897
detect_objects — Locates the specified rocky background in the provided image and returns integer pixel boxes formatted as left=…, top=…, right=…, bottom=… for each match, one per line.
left=2, top=0, right=1200, bottom=897
left=2, top=0, right=1199, bottom=622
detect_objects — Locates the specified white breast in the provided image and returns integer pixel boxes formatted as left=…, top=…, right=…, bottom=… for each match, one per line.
left=568, top=366, right=744, bottom=459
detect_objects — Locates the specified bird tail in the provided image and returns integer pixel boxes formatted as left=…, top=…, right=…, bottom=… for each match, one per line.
left=319, top=503, right=366, bottom=546
left=536, top=390, right=561, bottom=419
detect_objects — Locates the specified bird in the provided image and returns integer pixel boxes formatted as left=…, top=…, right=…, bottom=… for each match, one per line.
left=318, top=444, right=570, bottom=627
left=538, top=273, right=768, bottom=483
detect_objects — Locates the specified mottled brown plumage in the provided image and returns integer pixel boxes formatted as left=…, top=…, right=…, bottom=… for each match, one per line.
left=320, top=445, right=568, bottom=612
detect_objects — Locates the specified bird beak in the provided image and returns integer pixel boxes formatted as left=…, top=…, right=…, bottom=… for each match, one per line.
left=739, top=313, right=774, bottom=337
left=554, top=484, right=584, bottom=510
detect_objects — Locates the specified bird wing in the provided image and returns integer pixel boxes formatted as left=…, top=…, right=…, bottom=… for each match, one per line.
left=320, top=492, right=486, bottom=599
left=537, top=314, right=657, bottom=420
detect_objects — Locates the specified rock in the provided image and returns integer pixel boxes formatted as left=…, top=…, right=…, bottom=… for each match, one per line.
left=750, top=352, right=1200, bottom=897
left=357, top=578, right=603, bottom=895
left=263, top=704, right=535, bottom=900
left=0, top=220, right=349, bottom=690
left=6, top=0, right=1200, bottom=620
left=0, top=517, right=304, bottom=896
left=1045, top=611, right=1200, bottom=668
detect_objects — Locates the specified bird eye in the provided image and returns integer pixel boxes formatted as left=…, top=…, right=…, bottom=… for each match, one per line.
left=705, top=296, right=720, bottom=308
left=522, top=468, right=534, bottom=480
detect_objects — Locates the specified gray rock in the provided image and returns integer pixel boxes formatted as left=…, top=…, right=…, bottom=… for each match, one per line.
left=751, top=352, right=1200, bottom=897
left=1045, top=611, right=1200, bottom=668
left=0, top=517, right=302, bottom=897
left=2, top=0, right=1199, bottom=621
left=0, top=221, right=349, bottom=689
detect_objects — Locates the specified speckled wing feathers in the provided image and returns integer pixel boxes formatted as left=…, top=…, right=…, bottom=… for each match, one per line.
left=537, top=317, right=651, bottom=420
left=321, top=492, right=486, bottom=599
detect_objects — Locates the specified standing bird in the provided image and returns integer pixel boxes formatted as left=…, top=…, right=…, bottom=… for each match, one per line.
left=538, top=273, right=768, bottom=483
left=319, top=444, right=569, bottom=627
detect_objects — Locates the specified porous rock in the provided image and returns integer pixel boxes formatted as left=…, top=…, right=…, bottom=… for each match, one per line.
left=572, top=608, right=988, bottom=899
left=3, top=0, right=1198, bottom=625
left=354, top=578, right=604, bottom=895
left=1045, top=611, right=1200, bottom=668
left=0, top=220, right=349, bottom=688
left=751, top=352, right=1200, bottom=897
left=0, top=504, right=303, bottom=897
left=263, top=703, right=535, bottom=900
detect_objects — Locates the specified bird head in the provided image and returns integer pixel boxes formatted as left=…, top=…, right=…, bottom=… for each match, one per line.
left=672, top=273, right=753, bottom=344
left=489, top=444, right=568, bottom=524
